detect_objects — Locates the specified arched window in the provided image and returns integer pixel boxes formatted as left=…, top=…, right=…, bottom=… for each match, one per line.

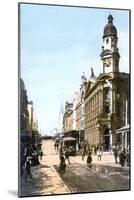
left=106, top=38, right=109, bottom=44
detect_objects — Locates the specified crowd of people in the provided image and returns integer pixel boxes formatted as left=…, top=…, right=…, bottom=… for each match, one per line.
left=80, top=143, right=104, bottom=164
left=57, top=141, right=130, bottom=172
left=113, top=146, right=130, bottom=167
left=85, top=143, right=129, bottom=167
left=20, top=140, right=43, bottom=181
left=21, top=138, right=129, bottom=181
left=81, top=143, right=130, bottom=167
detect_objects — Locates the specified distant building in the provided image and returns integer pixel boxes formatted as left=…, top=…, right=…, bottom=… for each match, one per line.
left=57, top=103, right=64, bottom=134
left=32, top=114, right=38, bottom=131
left=63, top=101, right=73, bottom=132
left=63, top=74, right=87, bottom=143
left=72, top=92, right=78, bottom=130
left=28, top=101, right=39, bottom=143
left=75, top=73, right=87, bottom=143
left=84, top=15, right=129, bottom=151
left=20, top=78, right=40, bottom=146
left=20, top=78, right=29, bottom=135
left=75, top=93, right=81, bottom=131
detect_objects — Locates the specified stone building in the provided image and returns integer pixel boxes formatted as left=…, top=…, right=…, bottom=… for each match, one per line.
left=75, top=73, right=87, bottom=143
left=84, top=15, right=129, bottom=151
left=63, top=74, right=87, bottom=143
left=20, top=78, right=29, bottom=135
left=75, top=93, right=81, bottom=131
left=27, top=102, right=38, bottom=133
left=27, top=101, right=33, bottom=136
left=27, top=101, right=39, bottom=144
left=63, top=101, right=73, bottom=132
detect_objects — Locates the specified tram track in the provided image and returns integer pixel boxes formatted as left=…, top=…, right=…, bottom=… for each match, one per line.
left=68, top=157, right=129, bottom=182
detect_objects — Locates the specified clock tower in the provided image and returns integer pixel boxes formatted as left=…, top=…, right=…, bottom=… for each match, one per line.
left=100, top=14, right=120, bottom=73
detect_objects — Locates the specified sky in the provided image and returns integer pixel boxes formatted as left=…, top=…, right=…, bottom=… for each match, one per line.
left=20, top=3, right=129, bottom=135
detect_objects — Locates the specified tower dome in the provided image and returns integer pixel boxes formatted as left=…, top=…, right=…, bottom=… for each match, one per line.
left=103, top=14, right=117, bottom=38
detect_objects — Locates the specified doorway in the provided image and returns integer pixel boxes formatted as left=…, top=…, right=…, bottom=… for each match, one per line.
left=103, top=127, right=110, bottom=151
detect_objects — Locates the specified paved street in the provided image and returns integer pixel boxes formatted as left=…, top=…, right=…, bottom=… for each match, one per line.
left=20, top=139, right=130, bottom=197
left=55, top=163, right=129, bottom=193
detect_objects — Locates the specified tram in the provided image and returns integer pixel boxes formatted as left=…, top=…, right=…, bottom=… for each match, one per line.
left=62, top=136, right=77, bottom=156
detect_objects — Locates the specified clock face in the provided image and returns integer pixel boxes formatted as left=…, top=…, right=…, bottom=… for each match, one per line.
left=103, top=58, right=111, bottom=67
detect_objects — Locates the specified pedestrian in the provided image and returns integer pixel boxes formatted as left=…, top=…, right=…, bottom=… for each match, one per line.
left=54, top=142, right=57, bottom=151
left=78, top=143, right=81, bottom=151
left=40, top=150, right=43, bottom=160
left=65, top=148, right=71, bottom=164
left=82, top=148, right=86, bottom=161
left=56, top=143, right=59, bottom=153
left=59, top=145, right=63, bottom=159
left=59, top=155, right=66, bottom=173
left=32, top=150, right=40, bottom=166
left=25, top=157, right=33, bottom=181
left=113, top=147, right=119, bottom=164
left=97, top=148, right=102, bottom=161
left=94, top=145, right=97, bottom=155
left=126, top=149, right=130, bottom=166
left=87, top=151, right=92, bottom=165
left=84, top=142, right=87, bottom=151
left=119, top=150, right=127, bottom=167
left=109, top=145, right=113, bottom=155
left=92, top=146, right=95, bottom=155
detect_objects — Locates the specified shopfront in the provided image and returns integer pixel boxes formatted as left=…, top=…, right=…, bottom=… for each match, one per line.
left=115, top=124, right=130, bottom=150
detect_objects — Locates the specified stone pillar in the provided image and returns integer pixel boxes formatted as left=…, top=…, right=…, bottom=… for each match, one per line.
left=100, top=85, right=103, bottom=114
left=108, top=124, right=112, bottom=149
left=110, top=87, right=112, bottom=113
left=97, top=91, right=99, bottom=114
left=112, top=82, right=116, bottom=113
left=122, top=132, right=125, bottom=150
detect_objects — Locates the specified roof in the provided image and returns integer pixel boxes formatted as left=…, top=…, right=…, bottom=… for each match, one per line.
left=85, top=72, right=129, bottom=98
left=103, top=15, right=117, bottom=38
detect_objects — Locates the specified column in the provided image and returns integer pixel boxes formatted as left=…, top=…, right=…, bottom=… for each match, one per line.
left=100, top=85, right=103, bottom=114
left=112, top=82, right=116, bottom=113
left=109, top=124, right=112, bottom=150
left=98, top=89, right=101, bottom=114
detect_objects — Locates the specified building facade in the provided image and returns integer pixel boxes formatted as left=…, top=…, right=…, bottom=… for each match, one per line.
left=63, top=101, right=73, bottom=132
left=20, top=78, right=29, bottom=135
left=20, top=78, right=40, bottom=145
left=84, top=15, right=129, bottom=151
left=77, top=73, right=87, bottom=143
left=27, top=101, right=39, bottom=144
left=63, top=74, right=87, bottom=143
left=75, top=94, right=81, bottom=131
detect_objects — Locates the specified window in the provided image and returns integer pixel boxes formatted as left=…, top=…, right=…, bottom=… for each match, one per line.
left=106, top=38, right=109, bottom=44
left=116, top=101, right=120, bottom=115
left=105, top=87, right=110, bottom=100
left=104, top=105, right=110, bottom=113
left=104, top=87, right=110, bottom=114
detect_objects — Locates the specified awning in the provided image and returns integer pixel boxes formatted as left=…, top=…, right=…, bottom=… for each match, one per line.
left=62, top=137, right=76, bottom=142
left=115, top=124, right=130, bottom=133
left=55, top=138, right=60, bottom=141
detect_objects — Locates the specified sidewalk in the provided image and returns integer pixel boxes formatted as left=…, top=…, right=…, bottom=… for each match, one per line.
left=20, top=155, right=71, bottom=196
left=37, top=163, right=70, bottom=195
